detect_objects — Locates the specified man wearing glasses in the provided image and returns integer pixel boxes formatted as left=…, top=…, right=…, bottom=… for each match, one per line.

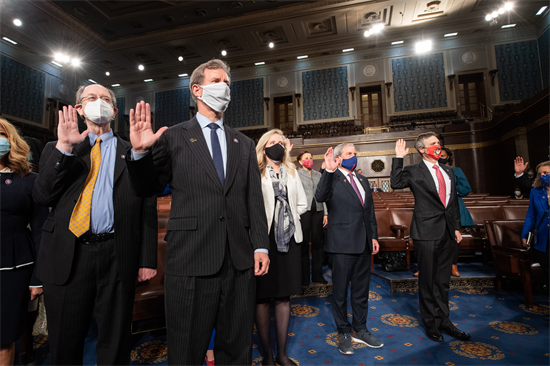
left=33, top=84, right=158, bottom=364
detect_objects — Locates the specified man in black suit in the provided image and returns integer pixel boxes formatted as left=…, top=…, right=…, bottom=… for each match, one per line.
left=33, top=84, right=158, bottom=364
left=126, top=59, right=270, bottom=365
left=514, top=156, right=534, bottom=198
left=315, top=143, right=382, bottom=355
left=391, top=132, right=470, bottom=342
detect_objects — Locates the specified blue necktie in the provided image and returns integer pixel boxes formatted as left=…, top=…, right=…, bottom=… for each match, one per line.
left=207, top=123, right=225, bottom=186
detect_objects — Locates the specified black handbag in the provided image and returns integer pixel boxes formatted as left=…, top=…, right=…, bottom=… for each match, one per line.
left=380, top=252, right=408, bottom=272
left=526, top=206, right=549, bottom=248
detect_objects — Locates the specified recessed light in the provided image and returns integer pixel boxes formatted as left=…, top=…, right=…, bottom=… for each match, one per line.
left=71, top=58, right=81, bottom=67
left=297, top=55, right=308, bottom=59
left=536, top=6, right=547, bottom=15
left=342, top=48, right=354, bottom=52
left=485, top=14, right=493, bottom=21
left=178, top=73, right=188, bottom=77
left=501, top=24, right=516, bottom=28
left=144, top=79, right=153, bottom=82
left=111, top=84, right=120, bottom=87
left=51, top=61, right=63, bottom=67
left=221, top=50, right=227, bottom=56
left=2, top=37, right=17, bottom=45
left=61, top=55, right=70, bottom=63
left=138, top=64, right=145, bottom=71
left=504, top=2, right=513, bottom=11
left=391, top=41, right=404, bottom=45
left=498, top=8, right=505, bottom=14
left=255, top=62, right=265, bottom=65
left=88, top=79, right=97, bottom=84
left=269, top=42, right=274, bottom=48
left=444, top=33, right=458, bottom=37
left=178, top=56, right=184, bottom=61
left=364, top=31, right=370, bottom=37
left=415, top=40, right=432, bottom=54
left=105, top=71, right=110, bottom=76
left=13, top=19, right=22, bottom=26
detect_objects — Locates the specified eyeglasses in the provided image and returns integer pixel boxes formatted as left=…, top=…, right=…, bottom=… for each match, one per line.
left=80, top=95, right=112, bottom=104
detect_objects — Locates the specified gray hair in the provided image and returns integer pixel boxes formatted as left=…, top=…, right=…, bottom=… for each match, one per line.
left=190, top=59, right=231, bottom=102
left=75, top=84, right=117, bottom=109
left=334, top=143, right=355, bottom=158
left=415, top=132, right=438, bottom=155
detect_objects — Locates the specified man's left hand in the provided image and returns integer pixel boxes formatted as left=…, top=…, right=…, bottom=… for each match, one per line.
left=455, top=230, right=463, bottom=243
left=137, top=268, right=157, bottom=282
left=254, top=252, right=270, bottom=276
left=372, top=239, right=380, bottom=255
left=323, top=216, right=328, bottom=227
left=29, top=287, right=43, bottom=301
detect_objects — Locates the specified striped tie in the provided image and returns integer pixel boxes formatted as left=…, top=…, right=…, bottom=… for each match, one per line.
left=69, top=138, right=102, bottom=237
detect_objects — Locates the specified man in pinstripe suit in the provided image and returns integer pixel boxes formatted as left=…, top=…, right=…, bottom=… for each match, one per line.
left=127, top=59, right=270, bottom=365
left=33, top=84, right=158, bottom=365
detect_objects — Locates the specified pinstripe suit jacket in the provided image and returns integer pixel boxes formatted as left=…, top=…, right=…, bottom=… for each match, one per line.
left=32, top=135, right=158, bottom=291
left=126, top=117, right=270, bottom=277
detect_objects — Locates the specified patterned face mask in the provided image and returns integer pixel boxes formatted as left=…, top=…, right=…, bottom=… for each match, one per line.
left=425, top=144, right=442, bottom=160
left=540, top=173, right=550, bottom=187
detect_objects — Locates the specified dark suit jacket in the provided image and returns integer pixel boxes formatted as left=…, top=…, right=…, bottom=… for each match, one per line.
left=390, top=158, right=461, bottom=241
left=515, top=174, right=533, bottom=198
left=33, top=135, right=158, bottom=291
left=126, top=117, right=269, bottom=277
left=315, top=169, right=378, bottom=254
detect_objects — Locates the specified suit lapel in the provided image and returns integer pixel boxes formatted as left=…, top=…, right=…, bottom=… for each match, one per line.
left=72, top=137, right=92, bottom=170
left=441, top=165, right=455, bottom=203
left=223, top=126, right=240, bottom=194
left=113, top=135, right=128, bottom=184
left=357, top=175, right=371, bottom=210
left=182, top=119, right=224, bottom=191
left=337, top=169, right=364, bottom=207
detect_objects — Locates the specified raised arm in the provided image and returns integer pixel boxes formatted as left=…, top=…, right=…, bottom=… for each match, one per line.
left=390, top=139, right=411, bottom=190
left=315, top=148, right=337, bottom=203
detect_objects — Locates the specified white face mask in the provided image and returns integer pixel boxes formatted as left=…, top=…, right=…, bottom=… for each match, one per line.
left=198, top=82, right=231, bottom=113
left=84, top=99, right=115, bottom=125
left=514, top=191, right=521, bottom=196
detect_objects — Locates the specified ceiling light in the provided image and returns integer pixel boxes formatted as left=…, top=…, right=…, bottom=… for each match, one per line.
left=178, top=73, right=188, bottom=77
left=342, top=48, right=354, bottom=52
left=111, top=84, right=120, bottom=87
left=415, top=40, right=432, bottom=54
left=105, top=71, right=110, bottom=76
left=536, top=6, right=547, bottom=15
left=491, top=11, right=498, bottom=18
left=51, top=61, right=63, bottom=67
left=144, top=79, right=153, bottom=82
left=255, top=62, right=265, bottom=65
left=504, top=3, right=513, bottom=11
left=71, top=58, right=81, bottom=67
left=485, top=14, right=493, bottom=21
left=13, top=19, right=22, bottom=26
left=297, top=55, right=308, bottom=59
left=391, top=41, right=404, bottom=45
left=178, top=56, right=184, bottom=61
left=2, top=37, right=17, bottom=45
left=88, top=79, right=97, bottom=84
left=498, top=8, right=505, bottom=14
left=221, top=50, right=227, bottom=56
left=501, top=24, right=516, bottom=28
left=269, top=42, right=274, bottom=48
left=364, top=31, right=370, bottom=37
left=444, top=33, right=458, bottom=37
left=138, top=64, right=145, bottom=71
left=62, top=55, right=70, bottom=63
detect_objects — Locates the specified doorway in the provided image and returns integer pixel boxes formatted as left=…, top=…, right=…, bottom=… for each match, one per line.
left=457, top=73, right=487, bottom=118
left=359, top=85, right=383, bottom=128
left=273, top=95, right=294, bottom=135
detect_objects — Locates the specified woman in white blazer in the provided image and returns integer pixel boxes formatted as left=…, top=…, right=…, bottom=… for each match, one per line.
left=255, top=129, right=307, bottom=366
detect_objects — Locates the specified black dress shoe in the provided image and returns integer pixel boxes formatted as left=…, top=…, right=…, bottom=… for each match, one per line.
left=440, top=325, right=471, bottom=341
left=426, top=327, right=444, bottom=342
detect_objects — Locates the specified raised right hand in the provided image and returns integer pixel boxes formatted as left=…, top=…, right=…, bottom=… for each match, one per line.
left=56, top=106, right=89, bottom=153
left=395, top=139, right=409, bottom=158
left=514, top=156, right=529, bottom=176
left=129, top=101, right=168, bottom=153
left=324, top=147, right=338, bottom=171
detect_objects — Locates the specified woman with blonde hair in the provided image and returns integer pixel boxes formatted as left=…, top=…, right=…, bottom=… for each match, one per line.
left=0, top=118, right=48, bottom=365
left=255, top=129, right=307, bottom=365
left=522, top=160, right=550, bottom=311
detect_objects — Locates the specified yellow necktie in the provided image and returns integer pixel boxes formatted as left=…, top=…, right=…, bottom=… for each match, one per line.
left=69, top=138, right=102, bottom=237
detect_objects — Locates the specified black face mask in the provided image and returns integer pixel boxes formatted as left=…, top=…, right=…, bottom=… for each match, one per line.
left=439, top=158, right=448, bottom=165
left=265, top=144, right=285, bottom=162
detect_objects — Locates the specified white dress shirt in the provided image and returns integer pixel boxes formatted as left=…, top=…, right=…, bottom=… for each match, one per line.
left=422, top=160, right=451, bottom=206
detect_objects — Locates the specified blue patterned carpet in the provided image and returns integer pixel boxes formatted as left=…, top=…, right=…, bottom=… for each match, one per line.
left=26, top=269, right=550, bottom=365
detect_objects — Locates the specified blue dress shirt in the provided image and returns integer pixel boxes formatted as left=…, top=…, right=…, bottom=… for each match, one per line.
left=57, top=130, right=116, bottom=234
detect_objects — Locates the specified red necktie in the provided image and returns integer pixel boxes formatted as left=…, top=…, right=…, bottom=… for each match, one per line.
left=432, top=165, right=447, bottom=208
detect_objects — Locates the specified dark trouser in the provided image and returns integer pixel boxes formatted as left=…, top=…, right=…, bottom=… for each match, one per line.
left=300, top=206, right=325, bottom=284
left=414, top=232, right=454, bottom=329
left=165, top=248, right=255, bottom=365
left=43, top=239, right=134, bottom=365
left=331, top=246, right=372, bottom=334
left=532, top=245, right=550, bottom=295
left=452, top=241, right=460, bottom=265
